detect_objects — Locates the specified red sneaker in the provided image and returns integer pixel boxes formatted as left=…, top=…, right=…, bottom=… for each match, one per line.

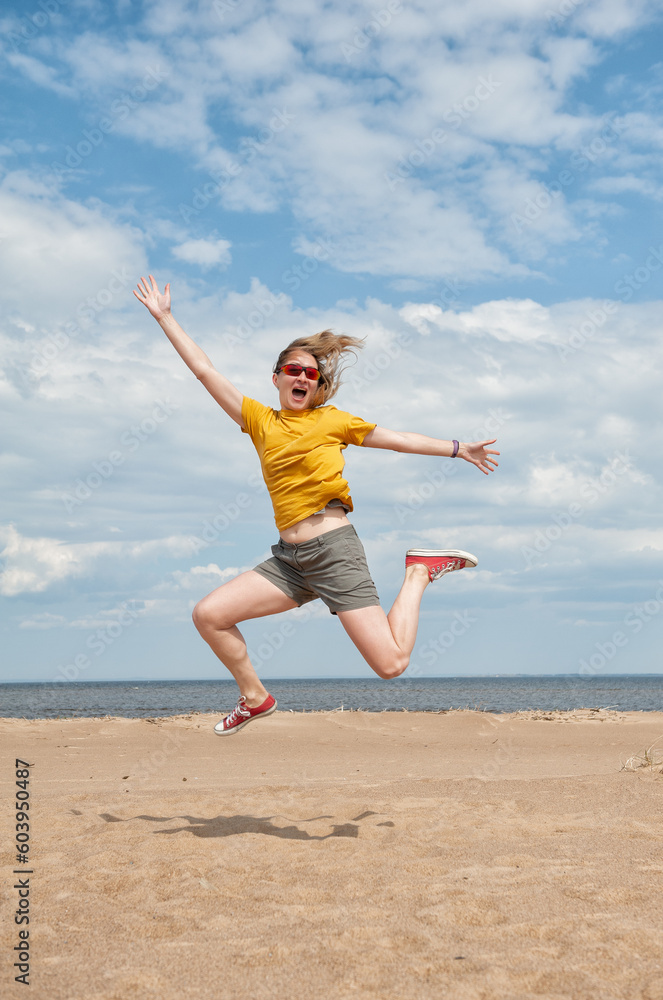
left=405, top=548, right=478, bottom=581
left=214, top=694, right=277, bottom=736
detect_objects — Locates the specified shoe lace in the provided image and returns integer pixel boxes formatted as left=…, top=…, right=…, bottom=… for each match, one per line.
left=430, top=558, right=462, bottom=580
left=225, top=697, right=251, bottom=726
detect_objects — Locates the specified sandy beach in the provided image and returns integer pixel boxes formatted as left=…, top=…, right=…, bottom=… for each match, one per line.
left=2, top=709, right=663, bottom=1000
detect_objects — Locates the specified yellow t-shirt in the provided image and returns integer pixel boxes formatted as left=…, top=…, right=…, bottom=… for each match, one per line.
left=241, top=397, right=376, bottom=531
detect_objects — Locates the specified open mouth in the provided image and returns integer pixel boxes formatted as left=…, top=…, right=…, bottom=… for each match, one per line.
left=292, top=387, right=307, bottom=400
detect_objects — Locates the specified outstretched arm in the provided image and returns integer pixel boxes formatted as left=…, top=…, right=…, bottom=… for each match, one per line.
left=362, top=426, right=499, bottom=475
left=134, top=275, right=244, bottom=427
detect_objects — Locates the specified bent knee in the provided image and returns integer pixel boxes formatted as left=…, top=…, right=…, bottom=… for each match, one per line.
left=375, top=651, right=409, bottom=680
left=191, top=600, right=208, bottom=632
left=192, top=598, right=229, bottom=633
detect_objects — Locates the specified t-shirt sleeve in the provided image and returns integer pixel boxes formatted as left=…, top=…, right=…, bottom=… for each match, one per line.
left=241, top=397, right=272, bottom=440
left=339, top=410, right=377, bottom=446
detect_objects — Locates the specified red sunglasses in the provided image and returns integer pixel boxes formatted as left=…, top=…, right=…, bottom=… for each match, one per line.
left=276, top=363, right=321, bottom=381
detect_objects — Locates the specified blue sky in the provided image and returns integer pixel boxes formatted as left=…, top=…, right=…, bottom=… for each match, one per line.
left=1, top=0, right=662, bottom=685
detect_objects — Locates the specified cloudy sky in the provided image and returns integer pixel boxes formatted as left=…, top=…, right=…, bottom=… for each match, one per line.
left=2, top=0, right=662, bottom=685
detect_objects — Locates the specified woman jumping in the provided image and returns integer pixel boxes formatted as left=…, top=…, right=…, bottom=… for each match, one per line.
left=134, top=276, right=499, bottom=735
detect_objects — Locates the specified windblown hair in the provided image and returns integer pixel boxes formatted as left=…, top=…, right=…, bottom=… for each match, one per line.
left=273, top=329, right=365, bottom=405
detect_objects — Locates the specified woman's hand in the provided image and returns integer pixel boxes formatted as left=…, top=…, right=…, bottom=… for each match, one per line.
left=363, top=427, right=501, bottom=473
left=459, top=439, right=500, bottom=475
left=133, top=274, right=171, bottom=321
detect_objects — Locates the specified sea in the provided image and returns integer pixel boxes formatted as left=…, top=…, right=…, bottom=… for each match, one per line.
left=2, top=675, right=663, bottom=719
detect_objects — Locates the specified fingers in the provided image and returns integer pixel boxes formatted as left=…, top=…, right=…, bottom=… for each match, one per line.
left=473, top=454, right=499, bottom=474
left=134, top=276, right=158, bottom=310
left=135, top=275, right=160, bottom=295
left=134, top=275, right=166, bottom=302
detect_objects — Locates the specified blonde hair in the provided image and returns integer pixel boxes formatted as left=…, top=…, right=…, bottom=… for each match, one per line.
left=273, top=329, right=364, bottom=405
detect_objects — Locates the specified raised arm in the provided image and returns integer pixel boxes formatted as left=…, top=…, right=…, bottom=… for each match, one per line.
left=133, top=275, right=244, bottom=427
left=362, top=426, right=499, bottom=475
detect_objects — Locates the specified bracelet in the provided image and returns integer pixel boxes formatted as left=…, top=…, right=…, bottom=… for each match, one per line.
left=451, top=440, right=459, bottom=458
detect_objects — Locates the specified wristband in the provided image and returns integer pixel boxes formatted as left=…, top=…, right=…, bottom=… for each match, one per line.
left=451, top=440, right=459, bottom=458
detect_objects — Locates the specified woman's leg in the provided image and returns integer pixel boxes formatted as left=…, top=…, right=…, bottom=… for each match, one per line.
left=192, top=570, right=298, bottom=706
left=336, top=563, right=430, bottom=679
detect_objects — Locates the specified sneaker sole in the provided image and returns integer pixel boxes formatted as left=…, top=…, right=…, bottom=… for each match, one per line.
left=214, top=700, right=277, bottom=736
left=406, top=548, right=478, bottom=567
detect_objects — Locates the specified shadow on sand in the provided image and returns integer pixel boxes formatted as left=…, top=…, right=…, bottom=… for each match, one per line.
left=99, top=809, right=394, bottom=840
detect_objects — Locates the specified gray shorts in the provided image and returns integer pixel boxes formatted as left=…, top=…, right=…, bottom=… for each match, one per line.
left=253, top=523, right=380, bottom=615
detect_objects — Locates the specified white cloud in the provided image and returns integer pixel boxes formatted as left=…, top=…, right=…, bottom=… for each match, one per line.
left=592, top=175, right=663, bottom=200
left=205, top=18, right=298, bottom=81
left=60, top=35, right=167, bottom=91
left=0, top=173, right=146, bottom=324
left=6, top=0, right=661, bottom=283
left=6, top=52, right=77, bottom=99
left=3, top=0, right=663, bottom=677
left=2, top=281, right=663, bottom=676
left=171, top=237, right=232, bottom=269
left=400, top=298, right=554, bottom=341
left=0, top=526, right=197, bottom=596
left=168, top=564, right=241, bottom=590
left=574, top=0, right=660, bottom=38
left=19, top=613, right=67, bottom=630
left=18, top=606, right=149, bottom=629
left=0, top=525, right=84, bottom=595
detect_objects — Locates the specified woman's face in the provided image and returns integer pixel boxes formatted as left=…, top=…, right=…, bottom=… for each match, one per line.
left=272, top=351, right=321, bottom=410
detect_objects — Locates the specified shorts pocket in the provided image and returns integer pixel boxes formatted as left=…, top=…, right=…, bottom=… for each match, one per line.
left=341, top=538, right=364, bottom=572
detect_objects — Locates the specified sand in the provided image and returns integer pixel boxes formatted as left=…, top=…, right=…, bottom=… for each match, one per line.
left=2, top=709, right=663, bottom=1000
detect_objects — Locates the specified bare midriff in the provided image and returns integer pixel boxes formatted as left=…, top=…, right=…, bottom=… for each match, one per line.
left=279, top=504, right=350, bottom=545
